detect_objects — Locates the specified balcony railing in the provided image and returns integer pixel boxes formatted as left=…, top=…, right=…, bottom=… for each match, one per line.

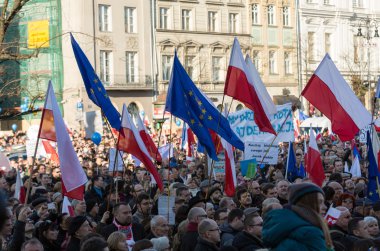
left=103, top=74, right=154, bottom=90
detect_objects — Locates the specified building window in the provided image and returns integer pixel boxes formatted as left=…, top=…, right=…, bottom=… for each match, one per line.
left=162, top=55, right=172, bottom=81
left=208, top=11, right=217, bottom=32
left=126, top=52, right=138, bottom=83
left=229, top=13, right=238, bottom=33
left=325, top=33, right=331, bottom=54
left=324, top=0, right=330, bottom=4
left=125, top=7, right=136, bottom=33
left=268, top=5, right=275, bottom=25
left=100, top=50, right=112, bottom=84
left=308, top=32, right=315, bottom=61
left=269, top=51, right=276, bottom=74
left=182, top=9, right=191, bottom=31
left=252, top=50, right=260, bottom=72
left=185, top=56, right=195, bottom=79
left=252, top=4, right=259, bottom=25
left=283, top=7, right=290, bottom=26
left=212, top=56, right=222, bottom=82
left=160, top=7, right=168, bottom=29
left=353, top=0, right=363, bottom=8
left=99, top=5, right=112, bottom=32
left=284, top=52, right=291, bottom=74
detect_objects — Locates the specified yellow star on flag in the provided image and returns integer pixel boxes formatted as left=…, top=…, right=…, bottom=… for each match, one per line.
left=189, top=91, right=193, bottom=96
left=202, top=109, right=206, bottom=114
left=208, top=115, right=213, bottom=120
left=190, top=119, right=195, bottom=124
left=93, top=78, right=98, bottom=83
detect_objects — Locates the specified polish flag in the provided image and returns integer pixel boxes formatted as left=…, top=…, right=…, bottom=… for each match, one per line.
left=117, top=104, right=163, bottom=191
left=209, top=129, right=223, bottom=154
left=136, top=114, right=162, bottom=162
left=224, top=38, right=276, bottom=135
left=301, top=54, right=371, bottom=141
left=374, top=118, right=380, bottom=132
left=181, top=123, right=195, bottom=158
left=307, top=129, right=325, bottom=186
left=316, top=133, right=322, bottom=142
left=42, top=140, right=60, bottom=164
left=325, top=206, right=341, bottom=226
left=14, top=170, right=25, bottom=203
left=38, top=82, right=88, bottom=200
left=221, top=134, right=237, bottom=197
left=62, top=196, right=75, bottom=216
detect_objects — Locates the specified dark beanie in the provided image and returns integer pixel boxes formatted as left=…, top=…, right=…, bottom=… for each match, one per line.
left=86, top=199, right=97, bottom=213
left=31, top=198, right=48, bottom=208
left=68, top=216, right=87, bottom=235
left=288, top=183, right=324, bottom=205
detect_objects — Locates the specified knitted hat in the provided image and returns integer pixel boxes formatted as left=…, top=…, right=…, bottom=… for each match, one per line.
left=288, top=183, right=324, bottom=205
left=68, top=216, right=87, bottom=235
left=31, top=198, right=48, bottom=208
left=85, top=199, right=97, bottom=213
left=151, top=236, right=170, bottom=251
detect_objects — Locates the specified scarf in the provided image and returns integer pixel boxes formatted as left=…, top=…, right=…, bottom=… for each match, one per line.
left=113, top=218, right=134, bottom=241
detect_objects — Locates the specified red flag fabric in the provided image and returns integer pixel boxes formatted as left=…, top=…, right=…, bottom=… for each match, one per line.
left=14, top=170, right=25, bottom=203
left=136, top=114, right=162, bottom=162
left=186, top=127, right=195, bottom=158
left=225, top=38, right=276, bottom=135
left=117, top=104, right=163, bottom=191
left=301, top=54, right=371, bottom=141
left=221, top=139, right=237, bottom=197
left=307, top=129, right=325, bottom=186
left=62, top=196, right=75, bottom=216
left=38, top=82, right=88, bottom=200
left=209, top=130, right=223, bottom=154
left=42, top=140, right=60, bottom=164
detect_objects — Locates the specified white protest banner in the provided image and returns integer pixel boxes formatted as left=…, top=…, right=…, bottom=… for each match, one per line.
left=244, top=142, right=279, bottom=165
left=207, top=152, right=225, bottom=177
left=359, top=124, right=371, bottom=143
left=108, top=148, right=124, bottom=172
left=26, top=125, right=46, bottom=158
left=228, top=103, right=294, bottom=144
left=158, top=196, right=175, bottom=225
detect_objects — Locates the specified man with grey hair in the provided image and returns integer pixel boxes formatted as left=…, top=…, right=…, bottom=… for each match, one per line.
left=219, top=197, right=236, bottom=212
left=330, top=206, right=351, bottom=251
left=21, top=238, right=44, bottom=251
left=146, top=215, right=170, bottom=239
left=195, top=219, right=220, bottom=251
left=181, top=207, right=208, bottom=251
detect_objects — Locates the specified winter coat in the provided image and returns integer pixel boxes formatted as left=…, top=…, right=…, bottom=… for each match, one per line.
left=194, top=237, right=219, bottom=251
left=232, top=231, right=265, bottom=251
left=263, top=208, right=327, bottom=251
left=98, top=221, right=144, bottom=241
left=181, top=222, right=199, bottom=251
left=220, top=222, right=240, bottom=246
left=66, top=236, right=81, bottom=251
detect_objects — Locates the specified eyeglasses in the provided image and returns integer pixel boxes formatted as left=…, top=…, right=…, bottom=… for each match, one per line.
left=250, top=223, right=263, bottom=227
left=296, top=153, right=302, bottom=156
left=198, top=214, right=208, bottom=219
left=207, top=228, right=220, bottom=232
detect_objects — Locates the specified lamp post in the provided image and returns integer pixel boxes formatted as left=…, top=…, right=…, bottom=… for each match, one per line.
left=355, top=16, right=379, bottom=113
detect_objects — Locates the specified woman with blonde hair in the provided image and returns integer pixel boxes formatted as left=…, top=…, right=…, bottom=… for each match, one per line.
left=107, top=231, right=128, bottom=251
left=263, top=183, right=333, bottom=250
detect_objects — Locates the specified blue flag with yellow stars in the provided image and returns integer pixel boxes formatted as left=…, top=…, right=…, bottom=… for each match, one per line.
left=70, top=33, right=121, bottom=130
left=367, top=130, right=380, bottom=202
left=165, top=52, right=244, bottom=160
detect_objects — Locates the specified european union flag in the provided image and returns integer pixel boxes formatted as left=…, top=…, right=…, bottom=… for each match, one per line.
left=70, top=33, right=121, bottom=130
left=165, top=53, right=244, bottom=160
left=367, top=131, right=380, bottom=202
left=286, top=142, right=298, bottom=182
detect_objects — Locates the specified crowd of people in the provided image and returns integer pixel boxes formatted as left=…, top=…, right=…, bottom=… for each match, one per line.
left=0, top=128, right=378, bottom=251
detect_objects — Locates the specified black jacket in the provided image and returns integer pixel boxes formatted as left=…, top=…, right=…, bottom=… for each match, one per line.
left=232, top=231, right=264, bottom=251
left=194, top=237, right=219, bottom=251
left=329, top=225, right=353, bottom=251
left=99, top=221, right=144, bottom=241
left=181, top=222, right=199, bottom=251
left=66, top=236, right=81, bottom=251
left=7, top=221, right=26, bottom=251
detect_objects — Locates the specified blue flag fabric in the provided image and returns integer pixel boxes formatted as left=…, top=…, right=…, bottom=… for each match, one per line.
left=286, top=142, right=298, bottom=182
left=299, top=162, right=306, bottom=178
left=165, top=53, right=244, bottom=160
left=367, top=131, right=380, bottom=202
left=197, top=141, right=205, bottom=154
left=70, top=33, right=121, bottom=129
left=376, top=77, right=380, bottom=99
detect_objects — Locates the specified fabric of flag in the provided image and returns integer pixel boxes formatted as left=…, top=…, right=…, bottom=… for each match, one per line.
left=304, top=137, right=308, bottom=173
left=136, top=114, right=162, bottom=162
left=286, top=142, right=298, bottom=182
left=117, top=104, right=163, bottom=191
left=221, top=134, right=237, bottom=197
left=240, top=159, right=257, bottom=178
left=224, top=38, right=276, bottom=135
left=14, top=170, right=25, bottom=203
left=158, top=143, right=173, bottom=161
left=197, top=141, right=205, bottom=154
left=376, top=76, right=380, bottom=99
left=209, top=129, right=223, bottom=154
left=42, top=140, right=60, bottom=164
left=70, top=33, right=121, bottom=130
left=181, top=123, right=196, bottom=158
left=325, top=206, right=341, bottom=226
left=367, top=130, right=380, bottom=202
left=62, top=196, right=75, bottom=216
left=299, top=162, right=306, bottom=178
left=165, top=52, right=244, bottom=160
left=39, top=82, right=88, bottom=200
left=301, top=54, right=371, bottom=141
left=306, top=129, right=325, bottom=187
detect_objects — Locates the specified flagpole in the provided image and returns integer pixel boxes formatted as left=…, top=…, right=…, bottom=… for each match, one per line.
left=25, top=84, right=52, bottom=204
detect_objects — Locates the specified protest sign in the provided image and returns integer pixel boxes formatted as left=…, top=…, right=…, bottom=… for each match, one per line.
left=359, top=125, right=371, bottom=143
left=108, top=148, right=124, bottom=172
left=26, top=125, right=46, bottom=158
left=244, top=142, right=279, bottom=165
left=240, top=158, right=257, bottom=178
left=228, top=103, right=294, bottom=144
left=207, top=152, right=225, bottom=177
left=158, top=196, right=175, bottom=225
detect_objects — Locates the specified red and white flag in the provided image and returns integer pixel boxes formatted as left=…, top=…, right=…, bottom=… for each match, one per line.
left=42, top=140, right=60, bottom=164
left=301, top=54, right=371, bottom=141
left=14, top=170, right=25, bottom=203
left=325, top=206, right=341, bottom=226
left=136, top=114, right=162, bottom=162
left=39, top=82, right=88, bottom=200
left=117, top=104, right=163, bottom=191
left=307, top=129, right=325, bottom=186
left=181, top=123, right=195, bottom=159
left=224, top=38, right=276, bottom=135
left=304, top=137, right=308, bottom=173
left=62, top=196, right=75, bottom=216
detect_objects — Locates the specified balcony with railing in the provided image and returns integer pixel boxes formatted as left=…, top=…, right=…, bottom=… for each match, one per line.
left=103, top=74, right=154, bottom=90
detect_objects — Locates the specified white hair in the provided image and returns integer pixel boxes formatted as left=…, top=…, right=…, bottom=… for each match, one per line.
left=150, top=215, right=167, bottom=228
left=151, top=236, right=170, bottom=251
